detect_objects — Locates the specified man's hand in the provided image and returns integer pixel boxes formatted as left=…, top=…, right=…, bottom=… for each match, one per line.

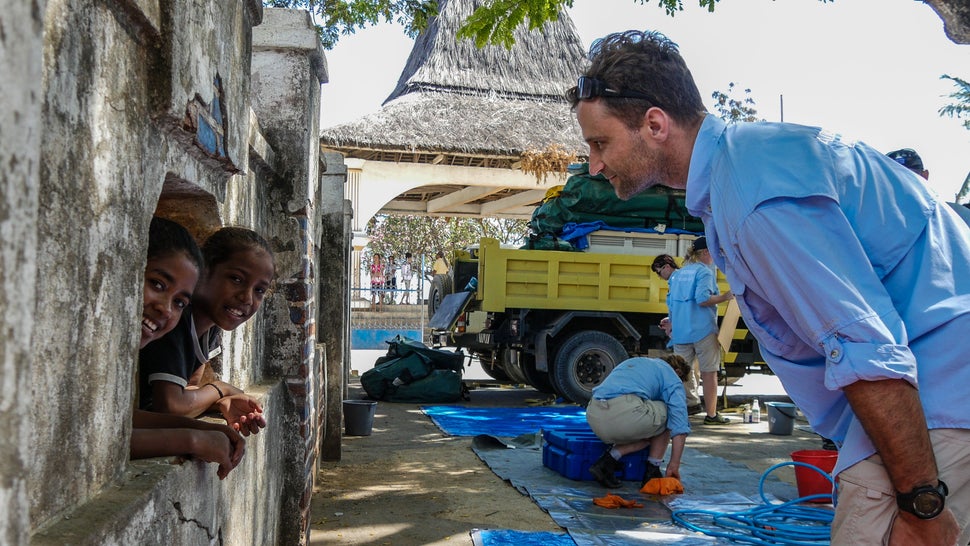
left=216, top=394, right=266, bottom=436
left=890, top=509, right=960, bottom=546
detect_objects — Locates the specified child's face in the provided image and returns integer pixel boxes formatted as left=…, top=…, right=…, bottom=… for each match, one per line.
left=141, top=253, right=199, bottom=349
left=195, top=248, right=275, bottom=331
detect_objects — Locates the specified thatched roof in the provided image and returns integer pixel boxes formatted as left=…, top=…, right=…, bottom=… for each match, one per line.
left=320, top=0, right=589, bottom=162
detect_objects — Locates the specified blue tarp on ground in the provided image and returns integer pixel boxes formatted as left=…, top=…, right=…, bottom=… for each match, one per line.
left=421, top=404, right=587, bottom=437
left=471, top=529, right=576, bottom=546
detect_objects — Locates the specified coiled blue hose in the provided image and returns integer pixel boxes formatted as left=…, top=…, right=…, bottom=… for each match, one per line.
left=670, top=461, right=837, bottom=545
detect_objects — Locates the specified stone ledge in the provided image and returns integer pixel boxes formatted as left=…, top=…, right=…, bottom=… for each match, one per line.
left=31, top=382, right=288, bottom=546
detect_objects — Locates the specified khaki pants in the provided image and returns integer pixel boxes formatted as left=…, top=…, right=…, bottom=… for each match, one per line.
left=586, top=394, right=667, bottom=445
left=831, top=428, right=970, bottom=545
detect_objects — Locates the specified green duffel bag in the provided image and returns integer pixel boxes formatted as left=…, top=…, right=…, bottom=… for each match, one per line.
left=360, top=352, right=433, bottom=400
left=383, top=369, right=464, bottom=403
left=385, top=335, right=465, bottom=374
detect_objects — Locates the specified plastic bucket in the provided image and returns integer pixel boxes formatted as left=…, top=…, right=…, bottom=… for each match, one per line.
left=791, top=449, right=838, bottom=502
left=766, top=402, right=797, bottom=436
left=344, top=400, right=378, bottom=436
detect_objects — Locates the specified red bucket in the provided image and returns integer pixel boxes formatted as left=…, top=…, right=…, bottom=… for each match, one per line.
left=790, top=449, right=837, bottom=502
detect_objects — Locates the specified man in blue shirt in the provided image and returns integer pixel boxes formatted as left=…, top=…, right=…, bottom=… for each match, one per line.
left=586, top=355, right=692, bottom=489
left=662, top=238, right=734, bottom=425
left=569, top=30, right=970, bottom=545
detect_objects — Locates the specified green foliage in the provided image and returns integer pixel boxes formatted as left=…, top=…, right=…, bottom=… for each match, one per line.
left=939, top=74, right=970, bottom=132
left=711, top=82, right=761, bottom=124
left=365, top=214, right=528, bottom=264
left=266, top=0, right=836, bottom=49
left=265, top=0, right=438, bottom=49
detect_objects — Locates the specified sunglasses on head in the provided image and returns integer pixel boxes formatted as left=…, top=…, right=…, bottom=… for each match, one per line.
left=568, top=76, right=658, bottom=103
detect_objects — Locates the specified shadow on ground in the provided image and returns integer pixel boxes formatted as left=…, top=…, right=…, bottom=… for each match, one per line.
left=308, top=381, right=825, bottom=545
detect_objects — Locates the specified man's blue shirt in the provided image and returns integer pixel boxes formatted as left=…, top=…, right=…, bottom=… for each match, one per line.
left=667, top=262, right=719, bottom=344
left=592, top=357, right=690, bottom=437
left=685, top=114, right=970, bottom=475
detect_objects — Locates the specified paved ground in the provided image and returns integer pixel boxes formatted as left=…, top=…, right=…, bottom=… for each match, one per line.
left=307, top=352, right=828, bottom=545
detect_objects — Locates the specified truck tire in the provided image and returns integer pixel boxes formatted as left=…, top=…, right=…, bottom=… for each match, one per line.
left=474, top=352, right=511, bottom=382
left=501, top=347, right=530, bottom=385
left=427, top=274, right=453, bottom=319
left=521, top=355, right=556, bottom=394
left=551, top=331, right=628, bottom=405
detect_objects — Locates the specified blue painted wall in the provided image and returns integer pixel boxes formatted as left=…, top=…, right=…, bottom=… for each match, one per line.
left=352, top=329, right=423, bottom=349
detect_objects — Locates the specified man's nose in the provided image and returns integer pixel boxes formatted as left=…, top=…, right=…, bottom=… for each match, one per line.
left=587, top=152, right=605, bottom=176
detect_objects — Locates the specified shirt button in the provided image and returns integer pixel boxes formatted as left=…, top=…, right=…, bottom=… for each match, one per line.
left=830, top=349, right=840, bottom=359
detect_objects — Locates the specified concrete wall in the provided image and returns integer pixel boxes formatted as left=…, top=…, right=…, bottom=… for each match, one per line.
left=0, top=1, right=45, bottom=544
left=0, top=2, right=345, bottom=544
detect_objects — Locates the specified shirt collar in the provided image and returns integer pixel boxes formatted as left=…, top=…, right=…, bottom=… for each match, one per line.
left=685, top=114, right=726, bottom=220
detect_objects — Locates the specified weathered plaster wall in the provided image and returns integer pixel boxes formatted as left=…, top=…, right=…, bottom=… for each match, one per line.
left=251, top=10, right=334, bottom=541
left=0, top=2, right=45, bottom=544
left=32, top=0, right=170, bottom=523
left=4, top=2, right=342, bottom=544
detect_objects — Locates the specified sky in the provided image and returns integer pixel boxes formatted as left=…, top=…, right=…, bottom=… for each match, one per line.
left=319, top=0, right=970, bottom=202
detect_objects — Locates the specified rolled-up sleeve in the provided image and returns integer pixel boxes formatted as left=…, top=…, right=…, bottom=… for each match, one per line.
left=731, top=196, right=919, bottom=390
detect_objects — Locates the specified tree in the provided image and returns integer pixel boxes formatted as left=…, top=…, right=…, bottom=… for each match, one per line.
left=939, top=74, right=970, bottom=132
left=264, top=0, right=438, bottom=49
left=267, top=0, right=833, bottom=49
left=365, top=214, right=528, bottom=268
left=711, top=82, right=761, bottom=124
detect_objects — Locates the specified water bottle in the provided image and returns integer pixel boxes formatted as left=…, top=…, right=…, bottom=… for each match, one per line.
left=752, top=398, right=761, bottom=424
left=743, top=406, right=752, bottom=423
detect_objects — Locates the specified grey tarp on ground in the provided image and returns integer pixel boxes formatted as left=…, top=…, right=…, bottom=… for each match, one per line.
left=472, top=433, right=801, bottom=545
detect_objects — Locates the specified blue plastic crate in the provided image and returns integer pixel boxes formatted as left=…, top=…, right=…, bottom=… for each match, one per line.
left=542, top=427, right=651, bottom=482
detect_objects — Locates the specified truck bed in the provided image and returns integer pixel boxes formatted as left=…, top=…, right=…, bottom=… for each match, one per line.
left=476, top=237, right=729, bottom=315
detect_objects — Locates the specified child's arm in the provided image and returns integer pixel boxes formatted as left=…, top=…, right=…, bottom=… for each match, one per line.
left=130, top=427, right=240, bottom=479
left=132, top=409, right=245, bottom=466
left=150, top=379, right=228, bottom=419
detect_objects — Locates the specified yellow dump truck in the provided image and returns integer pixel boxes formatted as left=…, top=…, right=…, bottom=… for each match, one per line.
left=428, top=234, right=768, bottom=404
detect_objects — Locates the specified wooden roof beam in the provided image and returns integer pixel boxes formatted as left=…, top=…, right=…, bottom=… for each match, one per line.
left=479, top=189, right=547, bottom=215
left=427, top=185, right=502, bottom=213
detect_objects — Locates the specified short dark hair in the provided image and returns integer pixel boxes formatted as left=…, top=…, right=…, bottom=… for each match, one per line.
left=202, top=227, right=275, bottom=276
left=651, top=254, right=678, bottom=274
left=569, top=30, right=706, bottom=129
left=147, top=217, right=203, bottom=271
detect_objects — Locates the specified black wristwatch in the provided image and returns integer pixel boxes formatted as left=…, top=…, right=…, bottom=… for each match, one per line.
left=896, top=480, right=948, bottom=519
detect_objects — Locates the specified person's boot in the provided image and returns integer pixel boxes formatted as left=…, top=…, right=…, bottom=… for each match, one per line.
left=589, top=451, right=622, bottom=488
left=640, top=461, right=663, bottom=488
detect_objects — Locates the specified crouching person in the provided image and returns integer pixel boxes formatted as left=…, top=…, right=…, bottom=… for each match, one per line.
left=586, top=355, right=691, bottom=488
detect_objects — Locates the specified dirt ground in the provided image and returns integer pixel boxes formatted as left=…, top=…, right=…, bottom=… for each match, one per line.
left=307, top=381, right=823, bottom=545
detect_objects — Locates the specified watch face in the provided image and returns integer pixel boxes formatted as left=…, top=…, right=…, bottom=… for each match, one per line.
left=913, top=491, right=944, bottom=518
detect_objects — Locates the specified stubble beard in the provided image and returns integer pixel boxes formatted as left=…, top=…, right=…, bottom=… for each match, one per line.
left=611, top=144, right=668, bottom=201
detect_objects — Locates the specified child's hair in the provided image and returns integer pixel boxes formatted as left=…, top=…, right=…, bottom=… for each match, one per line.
left=202, top=227, right=275, bottom=274
left=148, top=217, right=203, bottom=270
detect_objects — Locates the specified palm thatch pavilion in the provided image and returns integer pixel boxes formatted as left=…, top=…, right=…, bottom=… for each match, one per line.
left=320, top=0, right=590, bottom=243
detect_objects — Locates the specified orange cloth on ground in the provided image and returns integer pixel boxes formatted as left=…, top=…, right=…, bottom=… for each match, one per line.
left=639, top=477, right=685, bottom=495
left=592, top=493, right=644, bottom=509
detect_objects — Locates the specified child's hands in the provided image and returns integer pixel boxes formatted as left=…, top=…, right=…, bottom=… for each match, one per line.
left=188, top=429, right=237, bottom=479
left=216, top=394, right=266, bottom=436
left=214, top=423, right=246, bottom=467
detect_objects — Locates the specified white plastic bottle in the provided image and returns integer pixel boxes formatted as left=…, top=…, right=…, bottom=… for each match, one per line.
left=752, top=398, right=761, bottom=424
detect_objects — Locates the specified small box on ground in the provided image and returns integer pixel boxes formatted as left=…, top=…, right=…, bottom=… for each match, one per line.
left=542, top=427, right=650, bottom=482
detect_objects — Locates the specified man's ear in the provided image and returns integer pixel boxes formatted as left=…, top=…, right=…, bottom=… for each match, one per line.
left=641, top=107, right=670, bottom=142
